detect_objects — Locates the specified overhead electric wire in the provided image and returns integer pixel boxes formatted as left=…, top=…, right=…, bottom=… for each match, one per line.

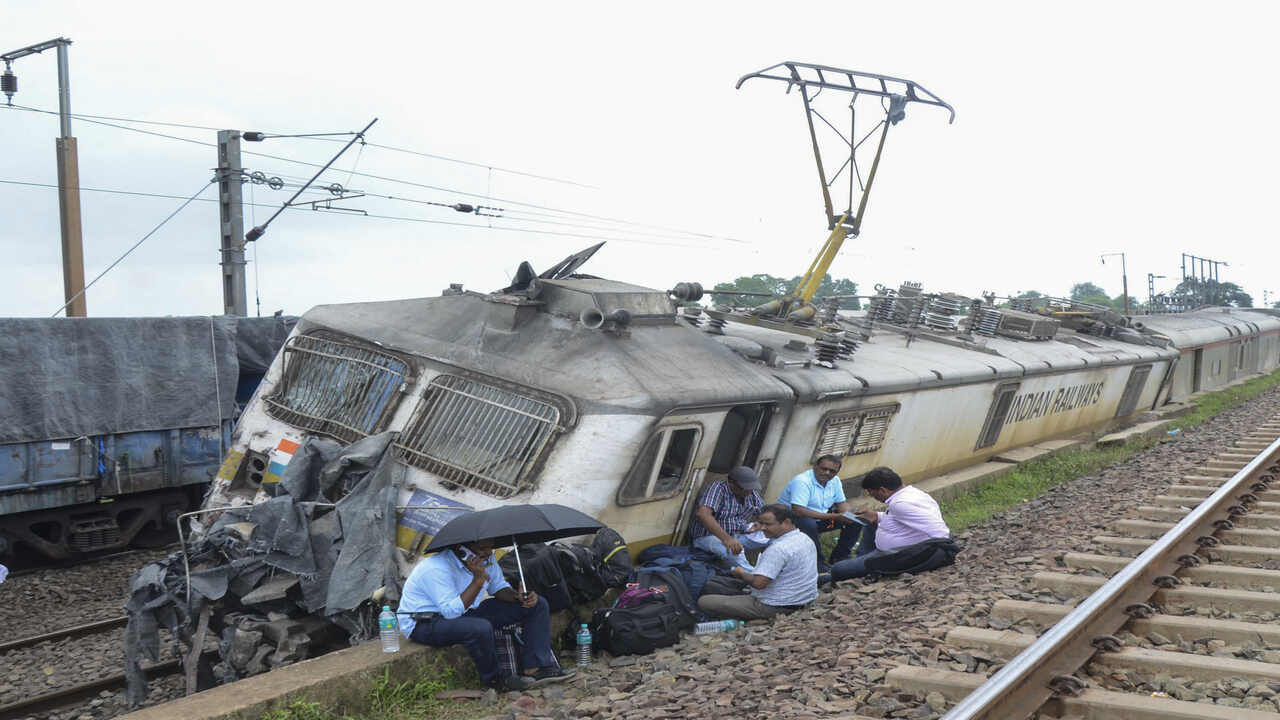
left=5, top=104, right=744, bottom=244
left=49, top=180, right=215, bottom=317
left=0, top=178, right=709, bottom=249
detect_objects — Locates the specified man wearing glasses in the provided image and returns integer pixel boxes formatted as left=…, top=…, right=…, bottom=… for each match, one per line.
left=776, top=455, right=862, bottom=572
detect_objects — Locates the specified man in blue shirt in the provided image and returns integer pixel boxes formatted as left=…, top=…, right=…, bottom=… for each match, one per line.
left=776, top=454, right=862, bottom=572
left=399, top=538, right=574, bottom=691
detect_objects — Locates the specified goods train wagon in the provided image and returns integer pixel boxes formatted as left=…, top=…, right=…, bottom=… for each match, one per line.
left=0, top=315, right=293, bottom=560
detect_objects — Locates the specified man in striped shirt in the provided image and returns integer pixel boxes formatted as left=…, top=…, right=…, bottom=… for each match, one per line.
left=690, top=466, right=768, bottom=570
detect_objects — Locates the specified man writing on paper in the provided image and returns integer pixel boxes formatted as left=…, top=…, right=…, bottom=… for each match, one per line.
left=690, top=466, right=769, bottom=569
left=399, top=539, right=575, bottom=691
left=829, top=466, right=955, bottom=581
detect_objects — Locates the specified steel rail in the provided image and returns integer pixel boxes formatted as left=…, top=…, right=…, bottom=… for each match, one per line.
left=941, top=433, right=1280, bottom=720
left=0, top=615, right=126, bottom=654
left=0, top=649, right=217, bottom=719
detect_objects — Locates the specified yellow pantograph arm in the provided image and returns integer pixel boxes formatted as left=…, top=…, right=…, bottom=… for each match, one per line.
left=793, top=214, right=850, bottom=304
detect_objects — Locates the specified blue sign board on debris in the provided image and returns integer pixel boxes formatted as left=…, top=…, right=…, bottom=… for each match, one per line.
left=400, top=489, right=471, bottom=535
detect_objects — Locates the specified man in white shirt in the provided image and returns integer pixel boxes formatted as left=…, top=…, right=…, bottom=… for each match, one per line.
left=697, top=504, right=818, bottom=620
left=829, top=466, right=952, bottom=581
left=399, top=539, right=574, bottom=691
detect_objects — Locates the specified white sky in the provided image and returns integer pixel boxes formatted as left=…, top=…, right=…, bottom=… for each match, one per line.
left=4, top=1, right=1279, bottom=318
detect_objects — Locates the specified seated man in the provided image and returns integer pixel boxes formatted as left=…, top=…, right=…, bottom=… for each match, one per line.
left=690, top=466, right=769, bottom=570
left=776, top=455, right=861, bottom=571
left=399, top=539, right=574, bottom=691
left=697, top=504, right=817, bottom=620
left=830, top=466, right=953, bottom=581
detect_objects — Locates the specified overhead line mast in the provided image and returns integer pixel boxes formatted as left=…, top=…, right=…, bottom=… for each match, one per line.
left=3, top=37, right=86, bottom=316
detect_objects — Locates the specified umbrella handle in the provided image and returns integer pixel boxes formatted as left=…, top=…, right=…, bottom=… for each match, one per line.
left=511, top=538, right=527, bottom=597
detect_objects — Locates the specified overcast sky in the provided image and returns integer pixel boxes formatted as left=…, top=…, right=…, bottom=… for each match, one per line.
left=5, top=1, right=1279, bottom=319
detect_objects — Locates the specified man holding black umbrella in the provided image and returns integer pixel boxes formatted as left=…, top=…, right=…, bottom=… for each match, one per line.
left=399, top=538, right=574, bottom=691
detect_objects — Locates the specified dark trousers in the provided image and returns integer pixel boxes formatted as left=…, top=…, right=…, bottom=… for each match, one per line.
left=794, top=515, right=863, bottom=567
left=830, top=524, right=894, bottom=581
left=409, top=596, right=554, bottom=683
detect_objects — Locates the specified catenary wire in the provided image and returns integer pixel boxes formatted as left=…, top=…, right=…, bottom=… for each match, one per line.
left=4, top=105, right=594, bottom=187
left=1, top=179, right=709, bottom=249
left=50, top=180, right=215, bottom=317
left=4, top=104, right=742, bottom=243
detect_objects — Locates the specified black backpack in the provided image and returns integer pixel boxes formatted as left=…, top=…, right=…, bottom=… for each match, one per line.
left=590, top=527, right=631, bottom=588
left=552, top=542, right=607, bottom=605
left=499, top=543, right=575, bottom=611
left=628, top=566, right=697, bottom=627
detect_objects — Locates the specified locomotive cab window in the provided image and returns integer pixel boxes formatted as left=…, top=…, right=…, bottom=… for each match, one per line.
left=264, top=333, right=412, bottom=444
left=393, top=375, right=562, bottom=499
left=618, top=425, right=701, bottom=505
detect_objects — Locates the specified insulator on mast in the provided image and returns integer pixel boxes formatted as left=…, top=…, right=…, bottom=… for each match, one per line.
left=1, top=64, right=17, bottom=105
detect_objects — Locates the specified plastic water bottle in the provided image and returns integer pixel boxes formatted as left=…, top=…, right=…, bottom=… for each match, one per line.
left=694, top=619, right=742, bottom=635
left=576, top=623, right=592, bottom=667
left=378, top=606, right=400, bottom=653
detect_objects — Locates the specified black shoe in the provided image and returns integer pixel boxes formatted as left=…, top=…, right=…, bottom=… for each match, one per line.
left=817, top=572, right=833, bottom=587
left=490, top=674, right=535, bottom=692
left=527, top=666, right=576, bottom=687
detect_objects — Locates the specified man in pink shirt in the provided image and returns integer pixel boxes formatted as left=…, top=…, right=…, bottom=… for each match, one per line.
left=827, top=466, right=953, bottom=582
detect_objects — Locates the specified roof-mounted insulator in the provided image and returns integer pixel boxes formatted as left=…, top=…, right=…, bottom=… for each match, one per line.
left=1, top=64, right=17, bottom=106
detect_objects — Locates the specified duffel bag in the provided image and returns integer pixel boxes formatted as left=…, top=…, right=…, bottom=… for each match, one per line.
left=589, top=600, right=684, bottom=656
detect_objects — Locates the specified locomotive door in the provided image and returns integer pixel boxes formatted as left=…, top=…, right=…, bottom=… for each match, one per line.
left=670, top=402, right=779, bottom=544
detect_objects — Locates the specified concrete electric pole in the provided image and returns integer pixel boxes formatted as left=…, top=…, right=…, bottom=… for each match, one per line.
left=216, top=131, right=248, bottom=316
left=3, top=37, right=87, bottom=316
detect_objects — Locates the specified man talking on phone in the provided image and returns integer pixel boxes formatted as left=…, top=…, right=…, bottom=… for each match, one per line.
left=399, top=538, right=574, bottom=691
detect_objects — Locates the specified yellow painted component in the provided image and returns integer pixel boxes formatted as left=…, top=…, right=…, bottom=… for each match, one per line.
left=215, top=450, right=244, bottom=482
left=793, top=215, right=850, bottom=304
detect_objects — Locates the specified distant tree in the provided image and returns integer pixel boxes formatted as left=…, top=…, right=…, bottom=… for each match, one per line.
left=1273, top=299, right=1280, bottom=309
left=712, top=274, right=860, bottom=310
left=1069, top=282, right=1109, bottom=302
left=1171, top=278, right=1253, bottom=308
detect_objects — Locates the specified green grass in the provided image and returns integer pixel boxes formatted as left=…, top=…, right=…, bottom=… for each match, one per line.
left=817, top=368, right=1280, bottom=554
left=260, top=663, right=472, bottom=720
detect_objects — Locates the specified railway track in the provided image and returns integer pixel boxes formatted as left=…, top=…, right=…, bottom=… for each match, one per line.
left=888, top=422, right=1280, bottom=719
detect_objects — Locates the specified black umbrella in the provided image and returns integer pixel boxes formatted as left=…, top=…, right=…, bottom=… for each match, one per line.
left=423, top=503, right=604, bottom=594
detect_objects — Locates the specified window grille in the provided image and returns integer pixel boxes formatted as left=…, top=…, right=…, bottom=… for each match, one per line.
left=394, top=375, right=560, bottom=498
left=265, top=334, right=410, bottom=444
left=814, top=405, right=899, bottom=459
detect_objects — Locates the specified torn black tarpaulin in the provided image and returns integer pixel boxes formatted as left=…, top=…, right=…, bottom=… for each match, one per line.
left=122, top=431, right=399, bottom=706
